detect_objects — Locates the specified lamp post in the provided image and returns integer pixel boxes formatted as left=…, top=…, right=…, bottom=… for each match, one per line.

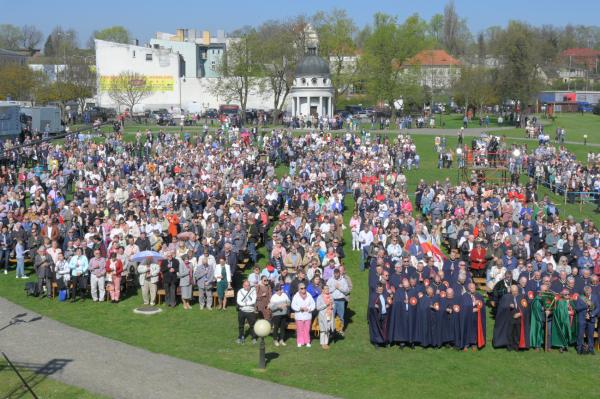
left=253, top=319, right=271, bottom=369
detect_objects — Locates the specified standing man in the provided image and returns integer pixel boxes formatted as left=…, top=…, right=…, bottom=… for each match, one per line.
left=327, top=268, right=350, bottom=334
left=236, top=279, right=257, bottom=344
left=193, top=255, right=215, bottom=309
left=89, top=249, right=107, bottom=302
left=137, top=257, right=160, bottom=306
left=160, top=251, right=179, bottom=307
left=34, top=246, right=54, bottom=298
left=574, top=286, right=600, bottom=355
left=358, top=224, right=374, bottom=272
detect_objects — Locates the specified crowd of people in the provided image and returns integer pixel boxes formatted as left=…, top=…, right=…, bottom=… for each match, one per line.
left=0, top=118, right=599, bottom=356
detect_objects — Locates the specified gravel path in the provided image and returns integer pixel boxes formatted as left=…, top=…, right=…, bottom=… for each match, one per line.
left=0, top=297, right=337, bottom=399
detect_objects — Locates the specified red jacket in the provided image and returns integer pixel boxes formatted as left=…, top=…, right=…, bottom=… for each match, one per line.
left=469, top=248, right=487, bottom=270
left=105, top=259, right=123, bottom=277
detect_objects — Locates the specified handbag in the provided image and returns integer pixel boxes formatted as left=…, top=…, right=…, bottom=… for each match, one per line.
left=225, top=288, right=235, bottom=298
left=58, top=290, right=68, bottom=302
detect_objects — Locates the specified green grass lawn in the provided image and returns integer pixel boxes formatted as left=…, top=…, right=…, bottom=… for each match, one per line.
left=1, top=115, right=599, bottom=398
left=0, top=360, right=105, bottom=399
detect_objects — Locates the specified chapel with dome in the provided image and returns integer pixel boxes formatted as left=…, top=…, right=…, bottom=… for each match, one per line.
left=290, top=46, right=334, bottom=118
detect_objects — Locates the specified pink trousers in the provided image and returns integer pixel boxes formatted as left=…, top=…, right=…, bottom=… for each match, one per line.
left=296, top=319, right=311, bottom=345
left=109, top=276, right=121, bottom=301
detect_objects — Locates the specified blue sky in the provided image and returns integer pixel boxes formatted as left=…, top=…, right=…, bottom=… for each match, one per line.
left=2, top=0, right=599, bottom=46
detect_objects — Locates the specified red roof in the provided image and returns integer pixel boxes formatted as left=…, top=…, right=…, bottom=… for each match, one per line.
left=560, top=48, right=600, bottom=58
left=404, top=49, right=462, bottom=67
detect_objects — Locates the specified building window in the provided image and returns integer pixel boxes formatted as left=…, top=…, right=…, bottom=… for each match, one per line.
left=311, top=78, right=317, bottom=85
left=323, top=78, right=327, bottom=84
left=301, top=78, right=306, bottom=85
left=146, top=53, right=153, bottom=61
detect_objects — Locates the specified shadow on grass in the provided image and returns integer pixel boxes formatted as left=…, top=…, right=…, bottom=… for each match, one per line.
left=1, top=358, right=73, bottom=399
left=265, top=352, right=279, bottom=366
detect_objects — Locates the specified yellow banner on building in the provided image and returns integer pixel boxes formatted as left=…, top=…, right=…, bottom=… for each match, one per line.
left=99, top=75, right=174, bottom=92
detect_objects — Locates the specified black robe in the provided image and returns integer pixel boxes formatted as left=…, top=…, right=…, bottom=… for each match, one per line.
left=388, top=287, right=410, bottom=343
left=414, top=294, right=434, bottom=347
left=443, top=296, right=462, bottom=347
left=430, top=295, right=445, bottom=347
left=368, top=294, right=391, bottom=345
left=492, top=293, right=531, bottom=349
left=406, top=287, right=420, bottom=343
left=459, top=292, right=487, bottom=349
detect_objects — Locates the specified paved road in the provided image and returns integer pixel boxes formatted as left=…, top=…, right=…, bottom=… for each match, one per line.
left=0, top=298, right=337, bottom=399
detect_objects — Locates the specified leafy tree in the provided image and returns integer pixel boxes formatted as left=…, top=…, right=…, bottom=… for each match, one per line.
left=494, top=21, right=543, bottom=109
left=0, top=64, right=45, bottom=100
left=428, top=14, right=444, bottom=44
left=312, top=9, right=358, bottom=105
left=212, top=31, right=263, bottom=121
left=360, top=13, right=430, bottom=113
left=88, top=26, right=131, bottom=49
left=43, top=27, right=78, bottom=58
left=253, top=21, right=298, bottom=121
left=453, top=66, right=498, bottom=116
left=60, top=60, right=96, bottom=113
left=106, top=71, right=152, bottom=112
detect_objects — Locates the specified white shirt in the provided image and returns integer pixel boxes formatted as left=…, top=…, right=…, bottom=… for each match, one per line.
left=358, top=230, right=374, bottom=248
left=291, top=293, right=316, bottom=321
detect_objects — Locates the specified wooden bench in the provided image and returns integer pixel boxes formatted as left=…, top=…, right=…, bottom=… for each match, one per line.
left=159, top=287, right=233, bottom=305
left=286, top=313, right=322, bottom=335
left=473, top=277, right=488, bottom=292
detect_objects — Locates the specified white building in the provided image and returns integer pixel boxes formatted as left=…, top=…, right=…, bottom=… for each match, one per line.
left=290, top=48, right=334, bottom=118
left=94, top=38, right=274, bottom=113
left=402, top=49, right=462, bottom=91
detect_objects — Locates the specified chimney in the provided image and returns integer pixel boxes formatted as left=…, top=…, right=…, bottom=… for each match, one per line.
left=217, top=30, right=225, bottom=42
left=189, top=29, right=196, bottom=42
left=175, top=29, right=185, bottom=41
left=203, top=31, right=210, bottom=45
left=131, top=39, right=139, bottom=46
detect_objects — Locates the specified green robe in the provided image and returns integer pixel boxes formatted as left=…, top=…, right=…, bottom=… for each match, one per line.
left=529, top=296, right=545, bottom=348
left=551, top=300, right=573, bottom=348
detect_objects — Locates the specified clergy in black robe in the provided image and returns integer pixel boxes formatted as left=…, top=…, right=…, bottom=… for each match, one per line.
left=493, top=285, right=531, bottom=350
left=390, top=263, right=404, bottom=288
left=414, top=287, right=435, bottom=347
left=431, top=291, right=446, bottom=348
left=442, top=288, right=462, bottom=348
left=459, top=283, right=487, bottom=350
left=525, top=272, right=543, bottom=296
left=406, top=284, right=420, bottom=346
left=490, top=274, right=516, bottom=318
left=388, top=279, right=410, bottom=345
left=368, top=284, right=392, bottom=347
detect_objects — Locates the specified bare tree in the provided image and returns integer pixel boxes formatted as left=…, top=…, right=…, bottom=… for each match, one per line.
left=20, top=25, right=42, bottom=53
left=106, top=71, right=152, bottom=112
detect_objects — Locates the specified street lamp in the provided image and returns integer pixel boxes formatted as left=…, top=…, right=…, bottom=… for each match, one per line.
left=253, top=319, right=271, bottom=369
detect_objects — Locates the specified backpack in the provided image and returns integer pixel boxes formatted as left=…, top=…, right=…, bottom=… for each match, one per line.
left=25, top=282, right=39, bottom=297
